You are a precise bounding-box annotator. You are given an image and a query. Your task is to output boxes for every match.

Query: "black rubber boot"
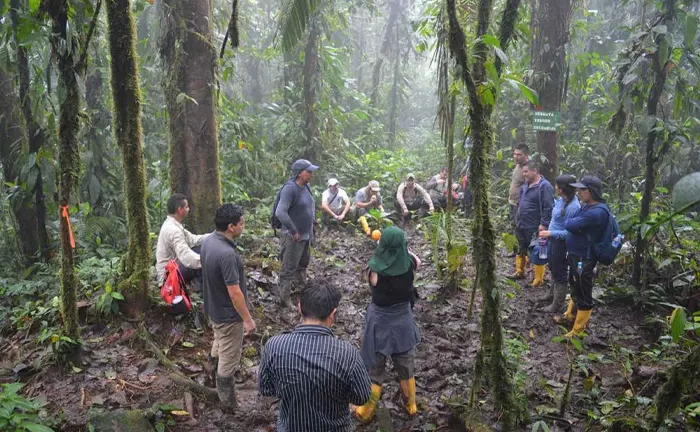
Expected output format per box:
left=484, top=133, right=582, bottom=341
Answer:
left=539, top=282, right=554, bottom=303
left=543, top=283, right=568, bottom=313
left=216, top=374, right=238, bottom=412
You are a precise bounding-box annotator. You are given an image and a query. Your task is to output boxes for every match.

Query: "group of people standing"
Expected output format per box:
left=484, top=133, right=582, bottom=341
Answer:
left=154, top=159, right=423, bottom=431
left=507, top=144, right=619, bottom=337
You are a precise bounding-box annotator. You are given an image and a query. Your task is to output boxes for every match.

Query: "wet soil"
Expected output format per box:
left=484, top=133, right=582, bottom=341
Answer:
left=0, top=222, right=670, bottom=431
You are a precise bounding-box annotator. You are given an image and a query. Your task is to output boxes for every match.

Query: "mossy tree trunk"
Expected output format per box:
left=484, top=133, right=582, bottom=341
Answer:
left=370, top=0, right=400, bottom=107
left=10, top=0, right=51, bottom=262
left=106, top=0, right=151, bottom=313
left=161, top=0, right=221, bottom=233
left=0, top=69, right=41, bottom=266
left=531, top=0, right=573, bottom=182
left=301, top=13, right=321, bottom=161
left=447, top=0, right=522, bottom=427
left=45, top=0, right=83, bottom=339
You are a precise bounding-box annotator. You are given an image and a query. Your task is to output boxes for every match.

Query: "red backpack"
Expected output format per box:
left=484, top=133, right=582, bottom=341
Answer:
left=160, top=260, right=192, bottom=314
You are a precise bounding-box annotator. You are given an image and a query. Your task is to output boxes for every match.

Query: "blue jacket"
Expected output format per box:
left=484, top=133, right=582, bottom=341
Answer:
left=564, top=203, right=610, bottom=258
left=517, top=178, right=554, bottom=230
left=548, top=196, right=581, bottom=240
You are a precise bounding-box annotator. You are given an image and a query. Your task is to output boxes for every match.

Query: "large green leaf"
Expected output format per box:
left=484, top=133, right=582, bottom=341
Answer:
left=279, top=0, right=323, bottom=52
left=684, top=15, right=698, bottom=48
left=505, top=78, right=539, bottom=106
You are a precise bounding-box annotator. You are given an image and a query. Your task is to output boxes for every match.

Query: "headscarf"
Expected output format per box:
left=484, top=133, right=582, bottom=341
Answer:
left=368, top=226, right=411, bottom=276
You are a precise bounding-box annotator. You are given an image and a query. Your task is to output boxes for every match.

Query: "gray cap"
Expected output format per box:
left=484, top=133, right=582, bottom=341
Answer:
left=571, top=175, right=604, bottom=201
left=291, top=159, right=319, bottom=175
left=368, top=180, right=380, bottom=192
left=406, top=173, right=416, bottom=180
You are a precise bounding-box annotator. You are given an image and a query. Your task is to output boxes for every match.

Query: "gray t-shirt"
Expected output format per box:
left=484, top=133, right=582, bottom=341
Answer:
left=355, top=188, right=383, bottom=208
left=275, top=180, right=315, bottom=241
left=201, top=232, right=248, bottom=324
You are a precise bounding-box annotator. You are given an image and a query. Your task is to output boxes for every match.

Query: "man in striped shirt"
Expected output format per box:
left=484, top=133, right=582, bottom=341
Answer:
left=259, top=279, right=371, bottom=431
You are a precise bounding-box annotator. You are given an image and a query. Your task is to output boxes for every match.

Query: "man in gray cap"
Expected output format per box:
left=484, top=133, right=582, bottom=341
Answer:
left=395, top=173, right=434, bottom=226
left=353, top=180, right=384, bottom=236
left=275, top=159, right=318, bottom=307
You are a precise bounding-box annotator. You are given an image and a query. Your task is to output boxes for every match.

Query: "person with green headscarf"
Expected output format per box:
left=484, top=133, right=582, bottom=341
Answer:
left=352, top=226, right=421, bottom=424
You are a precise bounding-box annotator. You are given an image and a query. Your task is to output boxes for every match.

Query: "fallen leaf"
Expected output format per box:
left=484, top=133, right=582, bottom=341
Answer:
left=105, top=369, right=117, bottom=380
left=182, top=342, right=195, bottom=348
left=72, top=366, right=83, bottom=373
left=529, top=329, right=535, bottom=339
left=90, top=394, right=106, bottom=406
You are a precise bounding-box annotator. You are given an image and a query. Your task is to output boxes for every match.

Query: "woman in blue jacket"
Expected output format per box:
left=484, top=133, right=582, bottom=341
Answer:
left=537, top=175, right=580, bottom=315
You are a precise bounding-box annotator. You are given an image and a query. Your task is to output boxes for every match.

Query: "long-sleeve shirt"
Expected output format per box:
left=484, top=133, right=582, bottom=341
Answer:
left=426, top=174, right=447, bottom=194
left=564, top=203, right=610, bottom=258
left=259, top=324, right=371, bottom=432
left=155, top=215, right=207, bottom=283
left=396, top=182, right=433, bottom=212
left=275, top=180, right=315, bottom=241
left=517, top=177, right=555, bottom=230
left=548, top=196, right=581, bottom=240
left=508, top=163, right=526, bottom=205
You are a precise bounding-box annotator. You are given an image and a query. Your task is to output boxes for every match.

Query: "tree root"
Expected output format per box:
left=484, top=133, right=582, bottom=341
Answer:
left=137, top=324, right=219, bottom=404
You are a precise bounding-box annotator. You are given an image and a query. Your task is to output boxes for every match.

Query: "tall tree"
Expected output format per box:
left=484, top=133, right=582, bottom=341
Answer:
left=161, top=0, right=222, bottom=232
left=531, top=0, right=574, bottom=181
left=0, top=69, right=40, bottom=265
left=106, top=0, right=151, bottom=313
left=370, top=0, right=400, bottom=107
left=446, top=0, right=523, bottom=427
left=302, top=13, right=321, bottom=160
left=10, top=0, right=51, bottom=261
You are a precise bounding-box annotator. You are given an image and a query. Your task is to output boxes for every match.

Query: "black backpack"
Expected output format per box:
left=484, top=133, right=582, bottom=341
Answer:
left=270, top=181, right=312, bottom=230
left=588, top=204, right=622, bottom=265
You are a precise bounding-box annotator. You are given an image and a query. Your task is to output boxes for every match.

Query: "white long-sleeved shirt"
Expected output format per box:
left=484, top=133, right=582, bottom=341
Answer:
left=155, top=215, right=208, bottom=283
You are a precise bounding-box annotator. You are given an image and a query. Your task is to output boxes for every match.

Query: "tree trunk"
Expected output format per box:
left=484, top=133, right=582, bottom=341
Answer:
left=161, top=0, right=221, bottom=233
left=10, top=0, right=51, bottom=262
left=370, top=0, right=400, bottom=107
left=302, top=14, right=321, bottom=161
left=47, top=0, right=81, bottom=339
left=531, top=0, right=573, bottom=182
left=387, top=31, right=400, bottom=147
left=632, top=0, right=675, bottom=288
left=0, top=69, right=41, bottom=265
left=106, top=0, right=151, bottom=313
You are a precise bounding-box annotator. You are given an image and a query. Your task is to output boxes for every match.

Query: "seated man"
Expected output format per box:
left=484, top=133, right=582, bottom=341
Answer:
left=395, top=173, right=434, bottom=226
left=353, top=180, right=384, bottom=235
left=321, top=178, right=350, bottom=224
left=426, top=167, right=449, bottom=209
left=155, top=193, right=208, bottom=287
left=258, top=278, right=371, bottom=432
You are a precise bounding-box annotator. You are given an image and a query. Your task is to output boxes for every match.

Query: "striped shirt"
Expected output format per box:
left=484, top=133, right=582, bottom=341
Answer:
left=259, top=324, right=372, bottom=432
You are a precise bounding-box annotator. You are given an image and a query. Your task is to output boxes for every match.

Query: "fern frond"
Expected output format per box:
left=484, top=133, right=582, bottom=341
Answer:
left=278, top=0, right=323, bottom=52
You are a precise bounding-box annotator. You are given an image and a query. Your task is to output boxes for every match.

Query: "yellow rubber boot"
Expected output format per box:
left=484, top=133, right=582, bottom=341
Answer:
left=359, top=216, right=371, bottom=236
left=508, top=255, right=525, bottom=279
left=531, top=264, right=546, bottom=287
left=553, top=299, right=575, bottom=325
left=353, top=383, right=381, bottom=423
left=565, top=309, right=592, bottom=338
left=399, top=378, right=417, bottom=416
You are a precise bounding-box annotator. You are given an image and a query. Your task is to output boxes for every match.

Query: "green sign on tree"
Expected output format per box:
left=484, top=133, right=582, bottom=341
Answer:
left=532, top=111, right=561, bottom=131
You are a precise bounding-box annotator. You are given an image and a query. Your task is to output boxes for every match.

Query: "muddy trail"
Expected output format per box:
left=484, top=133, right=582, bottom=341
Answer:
left=1, top=223, right=664, bottom=431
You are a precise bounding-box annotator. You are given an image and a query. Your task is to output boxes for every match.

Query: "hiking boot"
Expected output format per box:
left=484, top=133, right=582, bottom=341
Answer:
left=216, top=374, right=237, bottom=412
left=565, top=309, right=592, bottom=338
left=539, top=282, right=554, bottom=303
left=553, top=299, right=576, bottom=326
left=278, top=281, right=293, bottom=307
left=543, top=283, right=568, bottom=313
left=208, top=355, right=218, bottom=384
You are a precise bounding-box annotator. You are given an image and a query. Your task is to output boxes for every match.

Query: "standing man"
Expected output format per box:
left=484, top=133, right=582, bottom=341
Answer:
left=354, top=180, right=384, bottom=236
left=395, top=173, right=434, bottom=226
left=320, top=178, right=350, bottom=224
left=426, top=167, right=449, bottom=209
left=155, top=193, right=208, bottom=286
left=509, top=161, right=554, bottom=286
left=508, top=144, right=530, bottom=255
left=201, top=204, right=255, bottom=411
left=560, top=176, right=610, bottom=337
left=275, top=159, right=318, bottom=307
left=259, top=279, right=371, bottom=432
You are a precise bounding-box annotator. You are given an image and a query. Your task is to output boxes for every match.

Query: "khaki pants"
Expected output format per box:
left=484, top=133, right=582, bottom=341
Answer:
left=210, top=321, right=244, bottom=377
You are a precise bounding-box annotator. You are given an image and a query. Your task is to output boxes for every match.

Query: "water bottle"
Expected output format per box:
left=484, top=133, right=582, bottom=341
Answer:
left=538, top=238, right=548, bottom=260
left=612, top=234, right=624, bottom=249
left=577, top=261, right=583, bottom=275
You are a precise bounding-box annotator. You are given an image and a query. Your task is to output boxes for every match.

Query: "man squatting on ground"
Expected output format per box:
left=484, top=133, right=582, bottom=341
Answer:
left=395, top=173, right=434, bottom=227
left=259, top=279, right=372, bottom=432
left=354, top=180, right=384, bottom=236
left=200, top=204, right=256, bottom=411
left=155, top=193, right=208, bottom=287
left=275, top=159, right=318, bottom=307
left=321, top=177, right=351, bottom=224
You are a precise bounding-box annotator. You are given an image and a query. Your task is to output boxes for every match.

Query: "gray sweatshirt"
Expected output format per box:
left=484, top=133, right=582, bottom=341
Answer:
left=275, top=180, right=315, bottom=241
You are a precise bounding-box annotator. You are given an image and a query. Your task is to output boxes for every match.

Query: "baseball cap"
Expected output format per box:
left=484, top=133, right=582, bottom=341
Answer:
left=368, top=180, right=381, bottom=192
left=327, top=178, right=339, bottom=187
left=291, top=159, right=319, bottom=172
left=571, top=175, right=604, bottom=200
left=406, top=173, right=416, bottom=180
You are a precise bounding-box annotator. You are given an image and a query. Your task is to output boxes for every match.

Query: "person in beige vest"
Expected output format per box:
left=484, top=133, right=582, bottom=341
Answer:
left=395, top=173, right=434, bottom=226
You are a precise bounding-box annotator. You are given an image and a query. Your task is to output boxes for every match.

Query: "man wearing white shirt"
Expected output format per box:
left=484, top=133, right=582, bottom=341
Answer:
left=320, top=178, right=350, bottom=224
left=155, top=193, right=209, bottom=286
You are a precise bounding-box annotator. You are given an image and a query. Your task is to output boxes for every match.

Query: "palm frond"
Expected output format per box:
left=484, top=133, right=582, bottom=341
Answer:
left=278, top=0, right=323, bottom=53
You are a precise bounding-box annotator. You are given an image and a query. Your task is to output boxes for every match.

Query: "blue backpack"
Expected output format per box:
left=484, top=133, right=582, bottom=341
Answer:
left=589, top=204, right=622, bottom=265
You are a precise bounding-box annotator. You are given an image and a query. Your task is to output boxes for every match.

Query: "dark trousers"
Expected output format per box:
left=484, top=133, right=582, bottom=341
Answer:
left=178, top=246, right=202, bottom=286
left=369, top=349, right=415, bottom=384
left=567, top=254, right=596, bottom=310
left=515, top=227, right=537, bottom=256
left=395, top=200, right=430, bottom=224
left=508, top=204, right=518, bottom=253
left=549, top=239, right=568, bottom=284
left=280, top=233, right=311, bottom=289
left=461, top=187, right=473, bottom=217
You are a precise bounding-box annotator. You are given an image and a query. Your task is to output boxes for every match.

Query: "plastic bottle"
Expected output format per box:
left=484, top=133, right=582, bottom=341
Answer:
left=538, top=238, right=548, bottom=260
left=577, top=261, right=583, bottom=275
left=612, top=234, right=624, bottom=249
